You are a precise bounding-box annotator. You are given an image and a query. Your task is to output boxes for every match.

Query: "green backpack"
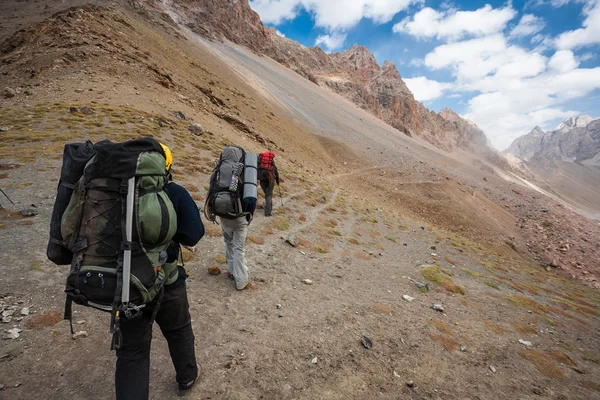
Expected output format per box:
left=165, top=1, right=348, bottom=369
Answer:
left=60, top=138, right=177, bottom=349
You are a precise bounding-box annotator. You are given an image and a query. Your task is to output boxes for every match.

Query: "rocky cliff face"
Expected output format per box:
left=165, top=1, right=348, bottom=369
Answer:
left=506, top=116, right=600, bottom=166
left=156, top=0, right=492, bottom=153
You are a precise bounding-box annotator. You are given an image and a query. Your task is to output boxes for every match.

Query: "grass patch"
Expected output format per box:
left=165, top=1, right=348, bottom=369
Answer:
left=583, top=355, right=600, bottom=365
left=205, top=225, right=222, bottom=237
left=181, top=247, right=195, bottom=262
left=546, top=350, right=576, bottom=366
left=247, top=236, right=265, bottom=245
left=430, top=333, right=459, bottom=351
left=444, top=257, right=458, bottom=266
left=30, top=259, right=43, bottom=271
left=0, top=173, right=8, bottom=179
left=274, top=217, right=290, bottom=231
left=582, top=381, right=600, bottom=392
left=385, top=236, right=397, bottom=243
left=372, top=303, right=392, bottom=314
left=314, top=244, right=329, bottom=254
left=355, top=251, right=371, bottom=260
left=512, top=322, right=537, bottom=335
left=214, top=254, right=226, bottom=264
left=347, top=237, right=360, bottom=245
left=460, top=267, right=487, bottom=278
left=432, top=320, right=453, bottom=335
left=485, top=281, right=500, bottom=290
left=421, top=265, right=465, bottom=295
left=482, top=319, right=505, bottom=335
left=15, top=182, right=33, bottom=189
left=520, top=349, right=564, bottom=379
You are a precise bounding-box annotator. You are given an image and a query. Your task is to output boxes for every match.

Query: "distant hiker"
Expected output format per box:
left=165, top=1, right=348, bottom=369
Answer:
left=257, top=151, right=280, bottom=217
left=47, top=138, right=204, bottom=399
left=204, top=146, right=257, bottom=290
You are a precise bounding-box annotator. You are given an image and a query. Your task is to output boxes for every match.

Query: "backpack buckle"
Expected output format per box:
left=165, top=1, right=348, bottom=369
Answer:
left=121, top=241, right=132, bottom=251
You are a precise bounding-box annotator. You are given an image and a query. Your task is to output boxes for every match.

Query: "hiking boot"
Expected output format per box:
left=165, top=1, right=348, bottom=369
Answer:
left=227, top=272, right=235, bottom=281
left=237, top=281, right=254, bottom=291
left=178, top=367, right=200, bottom=396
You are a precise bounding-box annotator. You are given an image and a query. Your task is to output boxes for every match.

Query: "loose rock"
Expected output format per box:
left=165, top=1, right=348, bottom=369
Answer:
left=20, top=307, right=29, bottom=316
left=489, top=365, right=497, bottom=373
left=0, top=127, right=9, bottom=132
left=3, top=328, right=22, bottom=339
left=174, top=111, right=188, bottom=121
left=302, top=279, right=313, bottom=285
left=460, top=345, right=467, bottom=352
left=72, top=331, right=89, bottom=340
left=406, top=380, right=415, bottom=388
left=402, top=295, right=414, bottom=303
left=519, top=339, right=533, bottom=347
left=285, top=235, right=299, bottom=247
left=432, top=304, right=444, bottom=312
left=311, top=357, right=318, bottom=364
left=361, top=335, right=373, bottom=349
left=393, top=371, right=400, bottom=378
left=3, top=87, right=16, bottom=98
left=414, top=281, right=429, bottom=293
left=19, top=209, right=38, bottom=217
left=188, top=123, right=203, bottom=135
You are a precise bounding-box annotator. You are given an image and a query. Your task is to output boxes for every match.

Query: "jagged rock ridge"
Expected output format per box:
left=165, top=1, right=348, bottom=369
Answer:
left=156, top=0, right=491, bottom=153
left=506, top=116, right=600, bottom=166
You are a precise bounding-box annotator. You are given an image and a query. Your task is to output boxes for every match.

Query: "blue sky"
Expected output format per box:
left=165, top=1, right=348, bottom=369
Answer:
left=249, top=0, right=600, bottom=150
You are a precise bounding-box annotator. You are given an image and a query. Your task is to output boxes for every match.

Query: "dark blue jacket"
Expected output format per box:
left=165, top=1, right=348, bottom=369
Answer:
left=166, top=182, right=204, bottom=263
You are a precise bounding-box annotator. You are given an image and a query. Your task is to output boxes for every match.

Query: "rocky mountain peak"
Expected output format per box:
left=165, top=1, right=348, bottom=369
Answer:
left=506, top=115, right=600, bottom=165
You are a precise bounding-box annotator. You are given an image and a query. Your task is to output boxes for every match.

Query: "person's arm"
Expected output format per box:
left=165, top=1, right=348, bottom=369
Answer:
left=168, top=183, right=204, bottom=246
left=274, top=164, right=280, bottom=185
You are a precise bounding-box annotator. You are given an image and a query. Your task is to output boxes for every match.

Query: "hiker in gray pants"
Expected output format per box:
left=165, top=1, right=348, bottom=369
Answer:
left=220, top=207, right=255, bottom=290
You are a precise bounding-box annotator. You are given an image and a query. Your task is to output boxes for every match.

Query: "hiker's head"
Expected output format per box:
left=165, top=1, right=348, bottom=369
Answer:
left=159, top=142, right=173, bottom=172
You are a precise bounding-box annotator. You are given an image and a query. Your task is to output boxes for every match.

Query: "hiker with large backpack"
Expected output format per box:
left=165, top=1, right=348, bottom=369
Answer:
left=257, top=151, right=280, bottom=217
left=204, top=146, right=257, bottom=290
left=47, top=138, right=204, bottom=399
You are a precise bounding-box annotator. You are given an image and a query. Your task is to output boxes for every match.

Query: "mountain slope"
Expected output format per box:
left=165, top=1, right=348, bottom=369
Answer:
left=155, top=0, right=491, bottom=153
left=506, top=116, right=600, bottom=165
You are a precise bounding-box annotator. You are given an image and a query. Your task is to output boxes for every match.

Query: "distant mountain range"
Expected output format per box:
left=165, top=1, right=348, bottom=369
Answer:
left=505, top=116, right=600, bottom=166
left=153, top=0, right=492, bottom=154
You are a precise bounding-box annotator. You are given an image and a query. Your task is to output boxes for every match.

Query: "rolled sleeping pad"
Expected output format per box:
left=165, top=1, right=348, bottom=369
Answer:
left=46, top=141, right=96, bottom=265
left=243, top=153, right=258, bottom=204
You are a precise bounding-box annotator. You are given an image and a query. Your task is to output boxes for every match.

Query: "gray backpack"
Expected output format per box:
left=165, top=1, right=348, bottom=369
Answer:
left=204, top=146, right=246, bottom=221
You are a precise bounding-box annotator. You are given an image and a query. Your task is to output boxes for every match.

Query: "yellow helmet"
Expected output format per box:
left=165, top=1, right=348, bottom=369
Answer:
left=159, top=142, right=173, bottom=171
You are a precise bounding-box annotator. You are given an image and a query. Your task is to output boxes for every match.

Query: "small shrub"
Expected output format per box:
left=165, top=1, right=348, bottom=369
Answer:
left=385, top=236, right=397, bottom=243
left=485, top=281, right=500, bottom=290
left=214, top=254, right=226, bottom=264
left=421, top=265, right=465, bottom=295
left=247, top=236, right=264, bottom=245
left=372, top=303, right=392, bottom=314
left=430, top=333, right=459, bottom=351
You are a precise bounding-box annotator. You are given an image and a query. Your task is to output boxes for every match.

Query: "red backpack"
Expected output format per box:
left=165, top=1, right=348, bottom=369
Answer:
left=258, top=152, right=275, bottom=171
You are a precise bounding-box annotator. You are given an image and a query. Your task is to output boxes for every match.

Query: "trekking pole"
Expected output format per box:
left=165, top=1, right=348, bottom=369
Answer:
left=0, top=186, right=15, bottom=207
left=277, top=184, right=286, bottom=216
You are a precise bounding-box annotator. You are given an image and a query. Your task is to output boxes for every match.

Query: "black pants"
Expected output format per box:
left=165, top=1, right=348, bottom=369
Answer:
left=115, top=282, right=197, bottom=400
left=260, top=179, right=274, bottom=216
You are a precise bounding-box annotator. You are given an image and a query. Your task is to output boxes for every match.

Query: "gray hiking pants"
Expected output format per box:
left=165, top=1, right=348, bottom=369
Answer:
left=220, top=216, right=249, bottom=290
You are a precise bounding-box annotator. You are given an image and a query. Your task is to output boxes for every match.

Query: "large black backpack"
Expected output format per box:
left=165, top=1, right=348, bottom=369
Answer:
left=48, top=138, right=177, bottom=349
left=204, top=146, right=247, bottom=222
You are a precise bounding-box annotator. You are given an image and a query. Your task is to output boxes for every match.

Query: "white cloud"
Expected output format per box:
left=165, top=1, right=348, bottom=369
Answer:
left=392, top=5, right=516, bottom=41
left=249, top=0, right=419, bottom=30
left=548, top=50, right=579, bottom=72
left=404, top=76, right=453, bottom=101
left=555, top=0, right=600, bottom=49
left=276, top=29, right=286, bottom=37
left=510, top=14, right=546, bottom=37
left=314, top=32, right=347, bottom=51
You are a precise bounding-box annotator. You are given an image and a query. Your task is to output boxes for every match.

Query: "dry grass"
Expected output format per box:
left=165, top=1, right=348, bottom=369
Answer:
left=355, top=251, right=371, bottom=260
left=347, top=237, right=360, bottom=245
left=481, top=319, right=505, bottom=335
left=520, top=349, right=564, bottom=379
left=372, top=303, right=392, bottom=314
left=314, top=244, right=329, bottom=254
left=205, top=225, right=222, bottom=237
left=546, top=350, right=576, bottom=366
left=30, top=259, right=44, bottom=271
left=247, top=236, right=265, bottom=245
left=214, top=254, right=226, bottom=264
left=432, top=320, right=453, bottom=335
left=421, top=265, right=465, bottom=295
left=512, top=322, right=537, bottom=335
left=430, top=333, right=459, bottom=351
left=274, top=217, right=290, bottom=231
left=582, top=381, right=600, bottom=392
